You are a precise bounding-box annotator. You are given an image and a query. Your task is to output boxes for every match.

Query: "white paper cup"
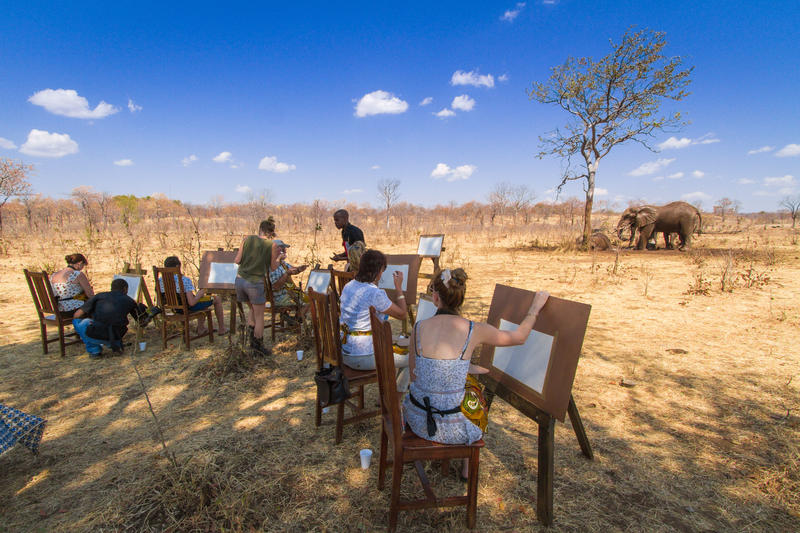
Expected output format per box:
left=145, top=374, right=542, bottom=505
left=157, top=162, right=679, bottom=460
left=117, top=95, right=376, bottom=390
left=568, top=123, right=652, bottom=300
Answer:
left=323, top=407, right=330, bottom=414
left=359, top=448, right=373, bottom=469
left=139, top=341, right=146, bottom=352
left=296, top=350, right=304, bottom=361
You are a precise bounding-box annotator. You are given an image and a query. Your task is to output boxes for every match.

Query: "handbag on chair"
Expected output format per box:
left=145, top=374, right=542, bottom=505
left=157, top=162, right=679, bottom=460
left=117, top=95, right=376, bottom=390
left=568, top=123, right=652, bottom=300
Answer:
left=314, top=366, right=351, bottom=407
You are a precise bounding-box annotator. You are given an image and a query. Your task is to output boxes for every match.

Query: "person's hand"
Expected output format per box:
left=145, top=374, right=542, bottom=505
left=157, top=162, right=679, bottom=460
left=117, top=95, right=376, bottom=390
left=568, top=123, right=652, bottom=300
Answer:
left=529, top=290, right=549, bottom=316
left=297, top=265, right=308, bottom=273
left=393, top=270, right=404, bottom=291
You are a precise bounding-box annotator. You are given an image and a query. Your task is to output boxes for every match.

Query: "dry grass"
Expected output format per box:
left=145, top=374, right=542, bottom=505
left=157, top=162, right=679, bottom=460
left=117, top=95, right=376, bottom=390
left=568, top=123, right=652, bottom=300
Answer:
left=1, top=221, right=800, bottom=532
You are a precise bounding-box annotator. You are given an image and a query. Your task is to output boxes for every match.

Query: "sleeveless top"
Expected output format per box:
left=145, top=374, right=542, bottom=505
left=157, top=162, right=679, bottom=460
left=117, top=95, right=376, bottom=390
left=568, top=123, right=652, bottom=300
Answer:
left=402, top=319, right=483, bottom=445
left=50, top=269, right=84, bottom=312
left=237, top=236, right=272, bottom=284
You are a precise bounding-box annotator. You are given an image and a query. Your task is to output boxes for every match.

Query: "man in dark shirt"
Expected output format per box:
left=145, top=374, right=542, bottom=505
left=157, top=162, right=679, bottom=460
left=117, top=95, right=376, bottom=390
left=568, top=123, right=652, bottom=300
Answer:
left=332, top=209, right=365, bottom=262
left=72, top=278, right=149, bottom=357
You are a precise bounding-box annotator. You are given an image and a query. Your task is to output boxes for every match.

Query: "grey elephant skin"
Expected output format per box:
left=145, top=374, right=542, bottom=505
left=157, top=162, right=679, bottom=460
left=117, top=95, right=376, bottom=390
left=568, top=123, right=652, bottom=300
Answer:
left=616, top=201, right=702, bottom=250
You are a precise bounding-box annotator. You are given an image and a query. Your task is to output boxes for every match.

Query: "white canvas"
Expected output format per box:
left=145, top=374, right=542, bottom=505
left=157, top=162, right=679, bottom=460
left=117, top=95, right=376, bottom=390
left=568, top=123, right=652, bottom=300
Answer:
left=417, top=235, right=444, bottom=256
left=378, top=264, right=409, bottom=291
left=415, top=297, right=437, bottom=323
left=208, top=262, right=238, bottom=284
left=306, top=270, right=331, bottom=293
left=492, top=318, right=555, bottom=394
left=113, top=275, right=141, bottom=301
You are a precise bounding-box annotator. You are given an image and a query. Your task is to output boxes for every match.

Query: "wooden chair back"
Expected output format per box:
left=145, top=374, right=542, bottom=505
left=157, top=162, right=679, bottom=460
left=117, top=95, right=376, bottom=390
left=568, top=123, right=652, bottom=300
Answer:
left=25, top=269, right=60, bottom=317
left=330, top=268, right=355, bottom=300
left=308, top=287, right=342, bottom=369
left=152, top=266, right=189, bottom=313
left=370, top=306, right=403, bottom=447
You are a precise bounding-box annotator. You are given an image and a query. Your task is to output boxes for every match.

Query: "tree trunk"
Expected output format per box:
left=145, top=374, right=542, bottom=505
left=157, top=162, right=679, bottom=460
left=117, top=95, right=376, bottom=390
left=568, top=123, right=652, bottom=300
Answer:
left=582, top=170, right=596, bottom=246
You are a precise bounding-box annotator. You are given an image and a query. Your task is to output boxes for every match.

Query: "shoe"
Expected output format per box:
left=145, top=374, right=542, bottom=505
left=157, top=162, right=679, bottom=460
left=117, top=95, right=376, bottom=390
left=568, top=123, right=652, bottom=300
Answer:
left=89, top=350, right=103, bottom=359
left=138, top=306, right=162, bottom=328
left=250, top=336, right=271, bottom=356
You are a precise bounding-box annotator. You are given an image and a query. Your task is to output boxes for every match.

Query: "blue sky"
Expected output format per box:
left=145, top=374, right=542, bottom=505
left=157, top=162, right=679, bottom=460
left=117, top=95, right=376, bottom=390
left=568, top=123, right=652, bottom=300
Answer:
left=1, top=1, right=798, bottom=212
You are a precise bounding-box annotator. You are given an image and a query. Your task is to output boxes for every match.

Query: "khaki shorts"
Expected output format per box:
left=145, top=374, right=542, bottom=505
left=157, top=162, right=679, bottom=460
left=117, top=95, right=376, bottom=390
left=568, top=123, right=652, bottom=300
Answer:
left=235, top=276, right=266, bottom=305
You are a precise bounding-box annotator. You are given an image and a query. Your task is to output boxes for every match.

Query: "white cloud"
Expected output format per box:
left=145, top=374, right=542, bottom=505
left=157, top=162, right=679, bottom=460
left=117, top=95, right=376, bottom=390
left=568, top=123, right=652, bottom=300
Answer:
left=114, top=159, right=133, bottom=166
left=543, top=0, right=558, bottom=4
left=775, top=144, right=800, bottom=157
left=667, top=172, right=684, bottom=179
left=628, top=158, right=675, bottom=176
left=696, top=133, right=720, bottom=145
left=737, top=178, right=755, bottom=184
left=652, top=176, right=664, bottom=182
left=435, top=108, right=456, bottom=118
left=747, top=146, right=774, bottom=155
left=19, top=129, right=78, bottom=158
left=370, top=165, right=380, bottom=170
left=419, top=97, right=433, bottom=106
left=28, top=89, right=118, bottom=119
left=354, top=90, right=408, bottom=117
left=258, top=155, right=296, bottom=173
left=430, top=163, right=476, bottom=182
left=213, top=151, right=232, bottom=163
left=500, top=2, right=526, bottom=21
left=498, top=74, right=509, bottom=82
left=451, top=94, right=476, bottom=112
left=182, top=154, right=198, bottom=167
left=764, top=174, right=794, bottom=186
left=778, top=187, right=797, bottom=195
left=692, top=170, right=705, bottom=178
left=450, top=70, right=495, bottom=88
left=681, top=191, right=710, bottom=201
left=127, top=98, right=142, bottom=113
left=343, top=188, right=363, bottom=194
left=594, top=188, right=608, bottom=197
left=658, top=137, right=692, bottom=150
left=753, top=190, right=772, bottom=197
left=0, top=137, right=17, bottom=149
left=235, top=184, right=251, bottom=194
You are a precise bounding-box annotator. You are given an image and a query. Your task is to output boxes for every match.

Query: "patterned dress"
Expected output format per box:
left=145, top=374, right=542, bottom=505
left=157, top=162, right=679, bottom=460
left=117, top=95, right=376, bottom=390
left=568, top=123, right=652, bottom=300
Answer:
left=50, top=269, right=85, bottom=312
left=403, top=320, right=483, bottom=445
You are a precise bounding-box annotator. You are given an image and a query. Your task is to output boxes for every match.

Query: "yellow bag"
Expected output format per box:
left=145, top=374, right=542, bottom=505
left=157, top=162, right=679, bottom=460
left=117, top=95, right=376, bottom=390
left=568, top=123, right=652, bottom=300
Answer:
left=461, top=374, right=489, bottom=432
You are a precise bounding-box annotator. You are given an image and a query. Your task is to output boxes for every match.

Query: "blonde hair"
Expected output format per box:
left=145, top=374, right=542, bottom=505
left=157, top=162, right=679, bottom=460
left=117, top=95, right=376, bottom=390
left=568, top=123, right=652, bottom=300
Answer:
left=431, top=268, right=468, bottom=312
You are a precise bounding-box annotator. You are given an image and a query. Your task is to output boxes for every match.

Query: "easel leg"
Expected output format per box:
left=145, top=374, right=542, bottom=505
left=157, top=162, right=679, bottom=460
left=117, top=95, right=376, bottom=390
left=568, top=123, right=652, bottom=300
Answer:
left=537, top=416, right=555, bottom=526
left=567, top=394, right=594, bottom=459
left=228, top=294, right=237, bottom=337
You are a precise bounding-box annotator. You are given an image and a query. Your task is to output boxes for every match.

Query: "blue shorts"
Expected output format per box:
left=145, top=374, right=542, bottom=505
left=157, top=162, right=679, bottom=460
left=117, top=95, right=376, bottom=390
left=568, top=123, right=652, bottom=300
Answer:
left=188, top=299, right=213, bottom=312
left=235, top=276, right=266, bottom=305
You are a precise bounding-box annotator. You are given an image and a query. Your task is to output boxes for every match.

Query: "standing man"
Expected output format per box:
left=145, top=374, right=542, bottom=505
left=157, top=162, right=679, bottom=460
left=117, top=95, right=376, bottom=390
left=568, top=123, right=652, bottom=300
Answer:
left=331, top=209, right=365, bottom=263
left=234, top=219, right=277, bottom=356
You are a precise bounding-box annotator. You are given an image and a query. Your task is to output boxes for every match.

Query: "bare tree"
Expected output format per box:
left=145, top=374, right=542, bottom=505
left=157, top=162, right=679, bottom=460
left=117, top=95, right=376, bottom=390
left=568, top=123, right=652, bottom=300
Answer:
left=713, top=197, right=740, bottom=222
left=377, top=179, right=401, bottom=230
left=488, top=182, right=512, bottom=224
left=529, top=28, right=692, bottom=246
left=780, top=195, right=800, bottom=228
left=0, top=158, right=33, bottom=234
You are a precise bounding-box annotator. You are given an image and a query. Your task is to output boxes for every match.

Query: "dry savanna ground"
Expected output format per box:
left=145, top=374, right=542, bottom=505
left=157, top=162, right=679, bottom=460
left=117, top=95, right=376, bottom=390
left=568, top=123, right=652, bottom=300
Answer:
left=1, top=218, right=799, bottom=532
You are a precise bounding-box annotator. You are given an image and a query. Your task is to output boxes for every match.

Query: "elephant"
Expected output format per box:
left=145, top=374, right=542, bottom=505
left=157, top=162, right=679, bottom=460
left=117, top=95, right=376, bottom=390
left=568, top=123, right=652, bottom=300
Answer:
left=616, top=201, right=702, bottom=250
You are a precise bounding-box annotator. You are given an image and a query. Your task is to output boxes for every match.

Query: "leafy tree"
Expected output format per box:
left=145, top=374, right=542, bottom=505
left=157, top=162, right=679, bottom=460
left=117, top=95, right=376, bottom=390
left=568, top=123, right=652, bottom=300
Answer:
left=529, top=28, right=693, bottom=245
left=0, top=158, right=33, bottom=234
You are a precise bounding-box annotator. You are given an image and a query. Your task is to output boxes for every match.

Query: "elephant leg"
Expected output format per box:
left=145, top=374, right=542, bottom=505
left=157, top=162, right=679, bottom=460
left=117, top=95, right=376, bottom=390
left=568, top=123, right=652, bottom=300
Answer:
left=665, top=233, right=674, bottom=249
left=636, top=225, right=653, bottom=250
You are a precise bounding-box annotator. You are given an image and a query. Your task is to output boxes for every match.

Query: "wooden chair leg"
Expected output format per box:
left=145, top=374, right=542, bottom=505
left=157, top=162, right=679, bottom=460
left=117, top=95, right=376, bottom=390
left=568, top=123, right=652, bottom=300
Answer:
left=271, top=311, right=277, bottom=342
left=315, top=397, right=322, bottom=427
left=207, top=312, right=214, bottom=343
left=40, top=320, right=48, bottom=354
left=466, top=448, right=480, bottom=529
left=184, top=318, right=191, bottom=349
left=357, top=385, right=365, bottom=410
left=378, top=426, right=388, bottom=490
left=161, top=319, right=167, bottom=349
left=389, top=458, right=403, bottom=532
left=441, top=459, right=450, bottom=477
left=58, top=322, right=66, bottom=357
left=335, top=400, right=345, bottom=444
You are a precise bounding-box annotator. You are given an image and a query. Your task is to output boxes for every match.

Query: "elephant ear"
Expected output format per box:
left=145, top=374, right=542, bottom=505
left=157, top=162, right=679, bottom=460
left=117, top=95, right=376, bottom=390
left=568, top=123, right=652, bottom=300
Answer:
left=635, top=206, right=657, bottom=226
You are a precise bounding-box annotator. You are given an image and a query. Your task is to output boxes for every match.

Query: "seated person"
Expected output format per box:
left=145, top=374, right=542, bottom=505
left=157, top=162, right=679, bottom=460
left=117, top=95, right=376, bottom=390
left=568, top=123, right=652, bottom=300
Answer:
left=403, top=268, right=549, bottom=479
left=72, top=278, right=153, bottom=358
left=160, top=256, right=228, bottom=334
left=268, top=240, right=308, bottom=315
left=339, top=249, right=409, bottom=389
left=50, top=253, right=95, bottom=315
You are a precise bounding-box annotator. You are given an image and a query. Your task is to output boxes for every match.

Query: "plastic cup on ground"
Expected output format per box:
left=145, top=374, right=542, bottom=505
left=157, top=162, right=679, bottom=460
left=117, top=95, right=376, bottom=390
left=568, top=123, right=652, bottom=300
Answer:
left=360, top=448, right=373, bottom=469
left=297, top=350, right=304, bottom=361
left=139, top=341, right=146, bottom=352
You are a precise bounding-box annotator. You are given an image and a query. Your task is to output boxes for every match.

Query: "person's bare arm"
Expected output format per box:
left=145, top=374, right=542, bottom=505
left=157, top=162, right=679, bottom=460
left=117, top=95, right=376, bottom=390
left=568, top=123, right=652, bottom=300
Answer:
left=234, top=238, right=246, bottom=264
left=185, top=286, right=205, bottom=307
left=407, top=324, right=417, bottom=383
left=77, top=272, right=94, bottom=298
left=73, top=308, right=85, bottom=319
left=473, top=291, right=550, bottom=347
left=382, top=271, right=407, bottom=320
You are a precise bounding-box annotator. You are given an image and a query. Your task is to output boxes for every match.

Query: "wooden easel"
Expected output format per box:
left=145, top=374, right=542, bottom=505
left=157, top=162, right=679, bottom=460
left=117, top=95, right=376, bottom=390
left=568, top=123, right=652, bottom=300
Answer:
left=120, top=262, right=155, bottom=308
left=417, top=234, right=445, bottom=279
left=480, top=378, right=593, bottom=526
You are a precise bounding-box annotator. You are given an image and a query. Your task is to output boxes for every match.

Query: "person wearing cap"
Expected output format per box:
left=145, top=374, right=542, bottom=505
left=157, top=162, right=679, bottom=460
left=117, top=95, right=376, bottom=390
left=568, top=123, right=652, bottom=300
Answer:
left=269, top=239, right=308, bottom=310
left=331, top=209, right=365, bottom=263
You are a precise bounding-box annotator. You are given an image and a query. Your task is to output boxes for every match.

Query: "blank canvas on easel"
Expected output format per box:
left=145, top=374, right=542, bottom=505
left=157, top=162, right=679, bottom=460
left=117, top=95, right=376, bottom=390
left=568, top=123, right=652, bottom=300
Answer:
left=378, top=265, right=409, bottom=291
left=208, top=262, right=238, bottom=284
left=305, top=269, right=331, bottom=293
left=493, top=319, right=556, bottom=394
left=113, top=274, right=141, bottom=301
left=417, top=234, right=444, bottom=257
left=198, top=250, right=238, bottom=290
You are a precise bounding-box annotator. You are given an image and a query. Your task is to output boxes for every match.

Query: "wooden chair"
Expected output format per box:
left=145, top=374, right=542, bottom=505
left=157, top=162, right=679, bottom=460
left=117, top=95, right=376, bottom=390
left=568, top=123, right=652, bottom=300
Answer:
left=152, top=266, right=213, bottom=349
left=329, top=268, right=355, bottom=302
left=24, top=269, right=82, bottom=357
left=369, top=306, right=484, bottom=531
left=308, top=287, right=379, bottom=444
left=265, top=272, right=304, bottom=342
